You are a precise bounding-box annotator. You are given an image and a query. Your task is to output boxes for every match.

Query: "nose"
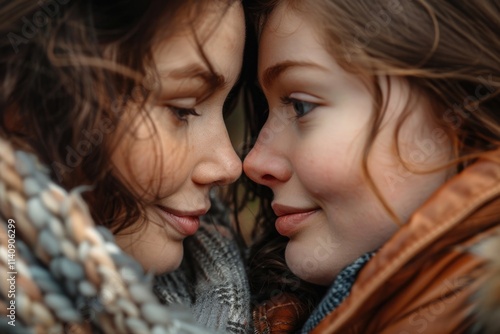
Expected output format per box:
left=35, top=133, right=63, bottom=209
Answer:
left=243, top=127, right=292, bottom=188
left=192, top=123, right=242, bottom=186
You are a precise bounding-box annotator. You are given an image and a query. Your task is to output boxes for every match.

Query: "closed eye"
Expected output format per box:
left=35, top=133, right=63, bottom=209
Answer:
left=161, top=97, right=200, bottom=122
left=165, top=106, right=200, bottom=122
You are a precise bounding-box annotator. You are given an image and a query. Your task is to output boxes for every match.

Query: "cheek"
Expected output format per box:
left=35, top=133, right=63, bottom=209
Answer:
left=112, top=116, right=191, bottom=199
left=293, top=132, right=365, bottom=198
left=371, top=104, right=453, bottom=214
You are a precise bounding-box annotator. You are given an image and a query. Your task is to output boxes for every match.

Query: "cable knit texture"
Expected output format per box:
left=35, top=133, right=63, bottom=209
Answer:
left=154, top=215, right=251, bottom=334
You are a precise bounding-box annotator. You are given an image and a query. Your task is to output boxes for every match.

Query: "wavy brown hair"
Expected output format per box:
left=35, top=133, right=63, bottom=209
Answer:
left=0, top=0, right=241, bottom=234
left=239, top=0, right=500, bottom=321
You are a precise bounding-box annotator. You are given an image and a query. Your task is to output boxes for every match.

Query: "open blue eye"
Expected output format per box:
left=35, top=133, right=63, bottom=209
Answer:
left=292, top=100, right=316, bottom=117
left=281, top=96, right=318, bottom=118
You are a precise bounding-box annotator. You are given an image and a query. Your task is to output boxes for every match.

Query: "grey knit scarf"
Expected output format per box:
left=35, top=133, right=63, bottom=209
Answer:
left=154, top=198, right=251, bottom=334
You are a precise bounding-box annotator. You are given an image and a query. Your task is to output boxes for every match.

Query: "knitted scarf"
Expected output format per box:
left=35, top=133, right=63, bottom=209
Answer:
left=0, top=138, right=251, bottom=333
left=154, top=197, right=251, bottom=334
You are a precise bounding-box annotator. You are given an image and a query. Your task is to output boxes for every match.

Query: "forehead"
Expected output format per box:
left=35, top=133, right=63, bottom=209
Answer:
left=154, top=2, right=245, bottom=80
left=258, top=4, right=331, bottom=74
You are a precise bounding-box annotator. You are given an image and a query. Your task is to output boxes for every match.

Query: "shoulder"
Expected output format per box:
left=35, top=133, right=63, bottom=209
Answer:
left=312, top=155, right=500, bottom=333
left=313, top=226, right=496, bottom=333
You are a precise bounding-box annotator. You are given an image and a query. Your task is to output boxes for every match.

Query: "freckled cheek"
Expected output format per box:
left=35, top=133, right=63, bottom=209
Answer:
left=293, top=140, right=365, bottom=198
left=114, top=133, right=191, bottom=197
left=292, top=145, right=335, bottom=198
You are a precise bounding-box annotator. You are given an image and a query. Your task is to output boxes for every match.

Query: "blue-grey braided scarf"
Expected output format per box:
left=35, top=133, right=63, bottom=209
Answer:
left=300, top=252, right=375, bottom=333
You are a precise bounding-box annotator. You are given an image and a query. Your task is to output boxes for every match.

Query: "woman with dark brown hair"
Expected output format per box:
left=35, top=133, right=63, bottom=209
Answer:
left=0, top=0, right=251, bottom=332
left=241, top=0, right=500, bottom=332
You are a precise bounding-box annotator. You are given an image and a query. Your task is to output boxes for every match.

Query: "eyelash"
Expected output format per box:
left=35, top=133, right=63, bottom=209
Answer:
left=280, top=96, right=318, bottom=119
left=165, top=106, right=200, bottom=122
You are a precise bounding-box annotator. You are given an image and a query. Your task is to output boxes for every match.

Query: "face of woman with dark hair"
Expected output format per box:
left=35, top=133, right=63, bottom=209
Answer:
left=112, top=2, right=244, bottom=274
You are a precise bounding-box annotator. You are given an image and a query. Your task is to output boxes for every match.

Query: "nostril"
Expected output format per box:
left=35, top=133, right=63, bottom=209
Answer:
left=262, top=174, right=275, bottom=181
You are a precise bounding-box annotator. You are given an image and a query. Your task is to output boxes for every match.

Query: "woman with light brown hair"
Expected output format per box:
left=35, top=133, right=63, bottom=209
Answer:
left=240, top=0, right=500, bottom=332
left=0, top=0, right=252, bottom=332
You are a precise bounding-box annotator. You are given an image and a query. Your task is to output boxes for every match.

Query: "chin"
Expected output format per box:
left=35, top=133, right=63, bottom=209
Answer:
left=285, top=242, right=335, bottom=286
left=122, top=240, right=185, bottom=275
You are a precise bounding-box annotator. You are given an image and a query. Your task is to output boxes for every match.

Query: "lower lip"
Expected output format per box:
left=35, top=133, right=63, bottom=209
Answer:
left=156, top=207, right=200, bottom=236
left=275, top=210, right=319, bottom=236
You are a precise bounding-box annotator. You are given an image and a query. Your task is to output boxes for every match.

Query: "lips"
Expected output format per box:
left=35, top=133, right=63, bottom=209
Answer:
left=156, top=205, right=208, bottom=236
left=272, top=203, right=319, bottom=236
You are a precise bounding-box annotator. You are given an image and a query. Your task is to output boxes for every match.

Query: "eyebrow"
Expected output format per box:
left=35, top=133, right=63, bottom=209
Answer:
left=261, top=60, right=327, bottom=90
left=167, top=64, right=227, bottom=91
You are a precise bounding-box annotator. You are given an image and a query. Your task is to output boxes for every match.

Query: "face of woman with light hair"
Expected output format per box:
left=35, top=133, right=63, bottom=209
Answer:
left=244, top=3, right=453, bottom=285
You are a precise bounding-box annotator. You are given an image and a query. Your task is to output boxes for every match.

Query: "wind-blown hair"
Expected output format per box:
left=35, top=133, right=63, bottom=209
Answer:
left=0, top=0, right=240, bottom=234
left=240, top=0, right=500, bottom=318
